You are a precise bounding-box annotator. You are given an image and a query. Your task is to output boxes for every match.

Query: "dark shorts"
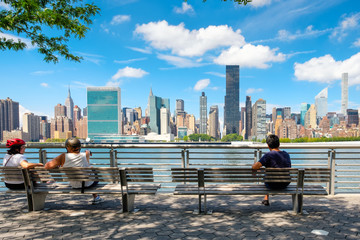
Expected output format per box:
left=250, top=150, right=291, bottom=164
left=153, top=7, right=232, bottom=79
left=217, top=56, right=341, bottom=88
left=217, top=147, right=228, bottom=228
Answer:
left=265, top=182, right=290, bottom=190
left=5, top=182, right=25, bottom=190
left=86, top=181, right=99, bottom=188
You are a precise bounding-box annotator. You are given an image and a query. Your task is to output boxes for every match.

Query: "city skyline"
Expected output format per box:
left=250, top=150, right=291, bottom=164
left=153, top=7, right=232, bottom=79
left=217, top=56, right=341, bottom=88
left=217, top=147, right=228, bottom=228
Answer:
left=2, top=0, right=360, bottom=126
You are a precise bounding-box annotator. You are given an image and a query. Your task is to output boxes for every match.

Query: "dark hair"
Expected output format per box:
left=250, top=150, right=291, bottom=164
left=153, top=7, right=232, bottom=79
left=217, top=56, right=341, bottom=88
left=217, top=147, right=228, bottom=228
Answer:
left=65, top=137, right=81, bottom=152
left=7, top=145, right=22, bottom=155
left=266, top=134, right=280, bottom=149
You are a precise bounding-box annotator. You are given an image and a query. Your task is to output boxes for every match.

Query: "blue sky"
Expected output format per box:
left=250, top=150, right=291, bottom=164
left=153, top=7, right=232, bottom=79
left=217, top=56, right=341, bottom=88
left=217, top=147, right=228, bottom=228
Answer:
left=1, top=0, right=360, bottom=127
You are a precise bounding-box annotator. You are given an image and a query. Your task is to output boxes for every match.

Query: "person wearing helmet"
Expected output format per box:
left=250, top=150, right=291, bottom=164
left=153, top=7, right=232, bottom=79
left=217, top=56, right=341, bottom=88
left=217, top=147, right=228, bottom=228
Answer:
left=3, top=138, right=43, bottom=189
left=45, top=137, right=104, bottom=205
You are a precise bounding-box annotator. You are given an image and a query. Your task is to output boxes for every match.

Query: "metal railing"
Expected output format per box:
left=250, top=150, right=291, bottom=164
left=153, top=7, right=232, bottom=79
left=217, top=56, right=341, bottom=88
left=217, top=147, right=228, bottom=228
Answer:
left=1, top=142, right=359, bottom=194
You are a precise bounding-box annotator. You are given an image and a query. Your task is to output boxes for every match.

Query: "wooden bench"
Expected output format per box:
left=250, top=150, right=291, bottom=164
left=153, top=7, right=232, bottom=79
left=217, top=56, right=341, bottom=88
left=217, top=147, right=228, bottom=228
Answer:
left=24, top=167, right=160, bottom=212
left=172, top=168, right=330, bottom=214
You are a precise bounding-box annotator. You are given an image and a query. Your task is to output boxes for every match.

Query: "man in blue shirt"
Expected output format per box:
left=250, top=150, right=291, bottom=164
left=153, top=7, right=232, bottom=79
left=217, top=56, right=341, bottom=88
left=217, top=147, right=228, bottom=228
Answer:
left=252, top=134, right=291, bottom=206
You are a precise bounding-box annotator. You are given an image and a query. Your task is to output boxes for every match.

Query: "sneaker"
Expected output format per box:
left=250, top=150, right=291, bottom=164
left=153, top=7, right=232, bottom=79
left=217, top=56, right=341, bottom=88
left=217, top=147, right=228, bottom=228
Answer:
left=261, top=200, right=270, bottom=206
left=92, top=196, right=104, bottom=205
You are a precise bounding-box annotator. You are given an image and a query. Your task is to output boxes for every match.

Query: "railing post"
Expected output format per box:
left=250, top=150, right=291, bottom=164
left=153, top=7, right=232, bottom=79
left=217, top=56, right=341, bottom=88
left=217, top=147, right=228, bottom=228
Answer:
left=329, top=149, right=336, bottom=195
left=254, top=149, right=260, bottom=164
left=39, top=149, right=47, bottom=165
left=181, top=149, right=186, bottom=168
left=186, top=150, right=190, bottom=168
left=110, top=149, right=116, bottom=167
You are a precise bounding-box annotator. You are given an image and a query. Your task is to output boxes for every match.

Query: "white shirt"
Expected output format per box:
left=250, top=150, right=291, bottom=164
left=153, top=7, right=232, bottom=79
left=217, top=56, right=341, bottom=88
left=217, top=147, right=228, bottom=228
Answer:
left=63, top=152, right=94, bottom=188
left=3, top=154, right=26, bottom=184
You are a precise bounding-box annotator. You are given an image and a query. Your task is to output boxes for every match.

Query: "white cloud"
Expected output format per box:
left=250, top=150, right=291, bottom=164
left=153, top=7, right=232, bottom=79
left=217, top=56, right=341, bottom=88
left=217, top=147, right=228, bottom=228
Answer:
left=0, top=33, right=35, bottom=49
left=114, top=57, right=147, bottom=64
left=157, top=54, right=203, bottom=68
left=31, top=71, right=54, bottom=76
left=250, top=0, right=272, bottom=8
left=19, top=105, right=48, bottom=127
left=127, top=46, right=152, bottom=54
left=75, top=51, right=105, bottom=65
left=111, top=66, right=148, bottom=81
left=246, top=88, right=264, bottom=94
left=294, top=52, right=360, bottom=85
left=134, top=20, right=245, bottom=57
left=110, top=15, right=131, bottom=25
left=174, top=2, right=194, bottom=14
left=0, top=2, right=11, bottom=10
left=353, top=38, right=360, bottom=47
left=40, top=83, right=49, bottom=88
left=214, top=44, right=285, bottom=68
left=194, top=79, right=210, bottom=91
left=205, top=72, right=226, bottom=78
left=331, top=13, right=360, bottom=41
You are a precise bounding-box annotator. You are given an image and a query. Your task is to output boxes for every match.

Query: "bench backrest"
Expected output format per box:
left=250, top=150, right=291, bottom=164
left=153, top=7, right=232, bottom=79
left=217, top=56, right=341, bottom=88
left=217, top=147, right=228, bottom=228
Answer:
left=172, top=168, right=299, bottom=185
left=304, top=168, right=331, bottom=183
left=0, top=166, right=25, bottom=187
left=120, top=168, right=154, bottom=186
left=27, top=167, right=120, bottom=185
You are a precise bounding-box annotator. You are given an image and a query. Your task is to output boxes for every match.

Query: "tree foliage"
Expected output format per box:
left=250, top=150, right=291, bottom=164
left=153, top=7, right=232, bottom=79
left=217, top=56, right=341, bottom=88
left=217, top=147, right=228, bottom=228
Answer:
left=188, top=133, right=213, bottom=142
left=0, top=0, right=100, bottom=63
left=221, top=133, right=243, bottom=142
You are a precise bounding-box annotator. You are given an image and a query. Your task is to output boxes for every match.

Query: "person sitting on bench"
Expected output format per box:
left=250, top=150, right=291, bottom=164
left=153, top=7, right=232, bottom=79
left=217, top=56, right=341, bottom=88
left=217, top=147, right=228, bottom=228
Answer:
left=45, top=137, right=104, bottom=205
left=252, top=134, right=291, bottom=206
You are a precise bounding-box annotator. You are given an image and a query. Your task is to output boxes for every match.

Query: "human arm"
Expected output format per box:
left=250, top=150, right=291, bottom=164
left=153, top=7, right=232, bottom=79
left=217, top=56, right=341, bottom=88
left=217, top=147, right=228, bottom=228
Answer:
left=20, top=161, right=43, bottom=169
left=252, top=161, right=263, bottom=170
left=85, top=150, right=91, bottom=163
left=44, top=153, right=65, bottom=169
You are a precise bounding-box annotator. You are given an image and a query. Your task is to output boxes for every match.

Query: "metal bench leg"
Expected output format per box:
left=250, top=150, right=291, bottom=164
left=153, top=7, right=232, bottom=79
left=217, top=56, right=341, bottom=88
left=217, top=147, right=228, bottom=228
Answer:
left=31, top=193, right=47, bottom=211
left=122, top=193, right=135, bottom=213
left=292, top=194, right=303, bottom=214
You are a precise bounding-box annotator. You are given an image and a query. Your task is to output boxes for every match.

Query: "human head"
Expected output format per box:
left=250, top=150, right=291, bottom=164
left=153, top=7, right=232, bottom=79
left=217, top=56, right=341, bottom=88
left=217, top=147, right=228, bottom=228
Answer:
left=6, top=138, right=26, bottom=155
left=65, top=137, right=81, bottom=153
left=266, top=134, right=280, bottom=149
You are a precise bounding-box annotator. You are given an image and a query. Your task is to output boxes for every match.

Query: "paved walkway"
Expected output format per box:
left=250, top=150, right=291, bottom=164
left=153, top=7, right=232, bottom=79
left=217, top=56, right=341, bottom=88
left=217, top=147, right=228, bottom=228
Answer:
left=0, top=193, right=359, bottom=239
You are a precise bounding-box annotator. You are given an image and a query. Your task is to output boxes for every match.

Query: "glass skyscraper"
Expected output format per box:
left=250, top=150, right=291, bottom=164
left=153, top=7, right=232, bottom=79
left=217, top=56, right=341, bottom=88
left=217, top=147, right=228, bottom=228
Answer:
left=200, top=92, right=207, bottom=134
left=245, top=96, right=252, bottom=140
left=341, top=73, right=348, bottom=115
left=149, top=95, right=170, bottom=134
left=224, top=65, right=240, bottom=135
left=315, top=87, right=328, bottom=118
left=300, top=103, right=311, bottom=126
left=87, top=87, right=122, bottom=141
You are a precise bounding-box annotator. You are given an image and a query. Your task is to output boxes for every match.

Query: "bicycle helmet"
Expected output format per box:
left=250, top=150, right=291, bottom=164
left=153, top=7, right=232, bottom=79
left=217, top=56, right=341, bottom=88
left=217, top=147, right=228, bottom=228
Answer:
left=6, top=138, right=26, bottom=148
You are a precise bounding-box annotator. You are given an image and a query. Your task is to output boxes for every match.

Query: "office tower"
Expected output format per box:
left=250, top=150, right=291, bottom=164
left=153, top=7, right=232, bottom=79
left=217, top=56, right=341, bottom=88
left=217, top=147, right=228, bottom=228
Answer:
left=341, top=73, right=348, bottom=115
left=73, top=105, right=82, bottom=137
left=73, top=105, right=82, bottom=121
left=276, top=108, right=284, bottom=120
left=347, top=109, right=359, bottom=126
left=319, top=117, right=330, bottom=133
left=177, top=126, right=188, bottom=139
left=123, top=107, right=135, bottom=125
left=0, top=97, right=19, bottom=141
left=315, top=87, right=328, bottom=118
left=87, top=87, right=122, bottom=141
left=176, top=113, right=185, bottom=128
left=304, top=104, right=317, bottom=128
left=300, top=103, right=311, bottom=126
left=240, top=107, right=246, bottom=132
left=134, top=107, right=142, bottom=120
left=54, top=103, right=67, bottom=118
left=200, top=92, right=207, bottom=134
left=77, top=116, right=88, bottom=139
left=245, top=96, right=252, bottom=140
left=83, top=107, right=88, bottom=117
left=160, top=107, right=170, bottom=135
left=251, top=99, right=266, bottom=140
left=40, top=118, right=51, bottom=140
left=272, top=107, right=276, bottom=124
left=224, top=65, right=240, bottom=135
left=145, top=87, right=153, bottom=117
left=51, top=116, right=73, bottom=139
left=22, top=113, right=40, bottom=142
left=278, top=119, right=297, bottom=139
left=284, top=107, right=291, bottom=119
left=149, top=93, right=170, bottom=134
left=186, top=114, right=196, bottom=133
left=208, top=105, right=220, bottom=139
left=65, top=87, right=74, bottom=120
left=176, top=99, right=184, bottom=118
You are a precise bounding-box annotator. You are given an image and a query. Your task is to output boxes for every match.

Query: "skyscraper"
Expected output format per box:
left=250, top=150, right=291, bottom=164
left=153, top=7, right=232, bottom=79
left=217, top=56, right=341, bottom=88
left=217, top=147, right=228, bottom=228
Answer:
left=341, top=73, right=348, bottom=115
left=87, top=87, right=122, bottom=141
left=54, top=103, right=67, bottom=118
left=347, top=109, right=359, bottom=126
left=208, top=105, right=220, bottom=139
left=160, top=107, right=170, bottom=135
left=175, top=99, right=184, bottom=118
left=284, top=107, right=291, bottom=119
left=224, top=65, right=240, bottom=135
left=200, top=92, right=207, bottom=134
left=65, top=87, right=74, bottom=120
left=23, top=113, right=40, bottom=142
left=300, top=103, right=311, bottom=126
left=149, top=93, right=170, bottom=134
left=304, top=104, right=317, bottom=128
left=0, top=97, right=19, bottom=141
left=245, top=96, right=252, bottom=140
left=145, top=87, right=153, bottom=117
left=251, top=99, right=266, bottom=140
left=315, top=87, right=328, bottom=118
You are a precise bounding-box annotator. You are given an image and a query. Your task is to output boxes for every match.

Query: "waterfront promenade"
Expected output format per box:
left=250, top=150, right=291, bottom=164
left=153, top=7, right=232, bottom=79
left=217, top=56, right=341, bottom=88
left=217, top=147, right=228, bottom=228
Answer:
left=0, top=193, right=359, bottom=239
